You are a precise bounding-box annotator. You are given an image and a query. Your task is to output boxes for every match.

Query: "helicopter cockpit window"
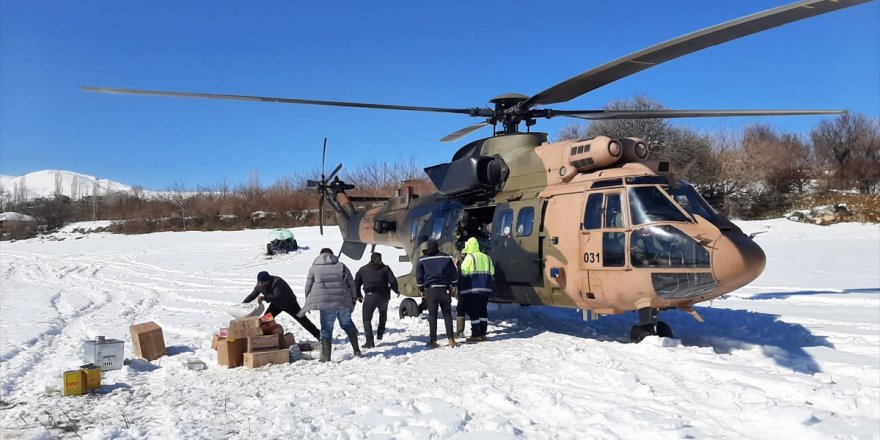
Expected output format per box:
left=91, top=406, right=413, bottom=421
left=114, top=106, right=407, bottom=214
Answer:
left=591, top=178, right=623, bottom=189
left=516, top=207, right=535, bottom=236
left=604, top=194, right=624, bottom=228
left=630, top=225, right=710, bottom=268
left=582, top=193, right=603, bottom=230
left=498, top=209, right=514, bottom=237
left=430, top=217, right=444, bottom=240
left=626, top=176, right=669, bottom=186
left=665, top=180, right=719, bottom=223
left=628, top=186, right=689, bottom=225
left=603, top=232, right=625, bottom=267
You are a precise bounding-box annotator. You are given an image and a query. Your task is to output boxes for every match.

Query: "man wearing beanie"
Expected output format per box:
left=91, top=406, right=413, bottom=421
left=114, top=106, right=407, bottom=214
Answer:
left=415, top=240, right=458, bottom=348
left=242, top=270, right=320, bottom=339
left=298, top=248, right=361, bottom=362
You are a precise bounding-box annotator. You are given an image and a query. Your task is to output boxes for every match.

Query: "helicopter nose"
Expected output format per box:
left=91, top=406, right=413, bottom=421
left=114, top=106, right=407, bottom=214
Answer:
left=712, top=233, right=766, bottom=290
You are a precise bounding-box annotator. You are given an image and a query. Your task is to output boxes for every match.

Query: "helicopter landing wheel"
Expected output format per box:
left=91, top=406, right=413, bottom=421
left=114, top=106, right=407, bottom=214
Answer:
left=629, top=324, right=655, bottom=343
left=656, top=321, right=674, bottom=339
left=399, top=298, right=421, bottom=319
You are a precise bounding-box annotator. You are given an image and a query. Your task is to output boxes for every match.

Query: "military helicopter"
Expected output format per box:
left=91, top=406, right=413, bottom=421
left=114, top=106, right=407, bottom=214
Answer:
left=82, top=0, right=872, bottom=342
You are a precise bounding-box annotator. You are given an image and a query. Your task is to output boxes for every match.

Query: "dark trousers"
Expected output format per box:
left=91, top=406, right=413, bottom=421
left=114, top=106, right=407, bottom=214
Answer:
left=266, top=302, right=321, bottom=340
left=465, top=292, right=490, bottom=337
left=362, top=292, right=389, bottom=342
left=425, top=287, right=453, bottom=342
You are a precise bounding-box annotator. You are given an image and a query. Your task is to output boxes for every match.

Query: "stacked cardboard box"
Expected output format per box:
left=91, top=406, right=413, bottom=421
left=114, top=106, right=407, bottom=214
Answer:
left=213, top=315, right=292, bottom=368
left=227, top=317, right=264, bottom=339
left=130, top=322, right=166, bottom=361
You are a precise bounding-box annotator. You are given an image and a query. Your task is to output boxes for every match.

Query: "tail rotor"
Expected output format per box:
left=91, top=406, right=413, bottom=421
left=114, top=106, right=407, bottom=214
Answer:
left=306, top=138, right=344, bottom=235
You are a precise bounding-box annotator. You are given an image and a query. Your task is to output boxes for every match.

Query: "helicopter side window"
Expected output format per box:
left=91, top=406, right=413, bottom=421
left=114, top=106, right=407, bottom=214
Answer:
left=604, top=194, right=624, bottom=228
left=410, top=220, right=419, bottom=242
left=628, top=186, right=689, bottom=226
left=582, top=193, right=603, bottom=230
left=498, top=209, right=514, bottom=237
left=430, top=217, right=444, bottom=240
left=630, top=225, right=710, bottom=268
left=515, top=207, right=535, bottom=236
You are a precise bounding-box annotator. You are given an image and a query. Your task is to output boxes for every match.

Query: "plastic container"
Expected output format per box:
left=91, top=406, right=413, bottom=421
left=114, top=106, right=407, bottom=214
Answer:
left=183, top=358, right=206, bottom=370
left=83, top=336, right=124, bottom=371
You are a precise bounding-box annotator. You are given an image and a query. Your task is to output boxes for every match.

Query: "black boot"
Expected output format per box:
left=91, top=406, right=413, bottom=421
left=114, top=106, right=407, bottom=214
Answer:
left=319, top=339, right=331, bottom=363
left=363, top=336, right=375, bottom=349
left=346, top=329, right=362, bottom=357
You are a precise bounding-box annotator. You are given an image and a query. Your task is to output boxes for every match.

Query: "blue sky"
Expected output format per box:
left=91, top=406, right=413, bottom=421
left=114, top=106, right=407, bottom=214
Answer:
left=1, top=1, right=878, bottom=191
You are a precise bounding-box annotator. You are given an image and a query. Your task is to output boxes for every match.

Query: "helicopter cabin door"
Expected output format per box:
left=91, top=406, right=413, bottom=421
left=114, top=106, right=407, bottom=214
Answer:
left=489, top=200, right=544, bottom=286
left=580, top=191, right=627, bottom=303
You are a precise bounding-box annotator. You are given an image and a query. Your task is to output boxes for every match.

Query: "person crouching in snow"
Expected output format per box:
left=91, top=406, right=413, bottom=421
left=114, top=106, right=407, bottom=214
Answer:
left=242, top=271, right=320, bottom=339
left=298, top=248, right=361, bottom=362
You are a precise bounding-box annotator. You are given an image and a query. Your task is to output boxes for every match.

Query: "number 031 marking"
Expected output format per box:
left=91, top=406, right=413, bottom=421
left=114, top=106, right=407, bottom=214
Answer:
left=583, top=252, right=600, bottom=263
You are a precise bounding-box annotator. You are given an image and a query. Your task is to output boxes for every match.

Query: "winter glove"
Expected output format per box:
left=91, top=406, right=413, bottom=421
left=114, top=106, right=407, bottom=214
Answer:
left=357, top=295, right=363, bottom=303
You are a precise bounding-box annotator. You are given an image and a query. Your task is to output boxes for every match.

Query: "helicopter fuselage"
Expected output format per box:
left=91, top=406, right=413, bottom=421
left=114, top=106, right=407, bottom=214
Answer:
left=333, top=132, right=766, bottom=318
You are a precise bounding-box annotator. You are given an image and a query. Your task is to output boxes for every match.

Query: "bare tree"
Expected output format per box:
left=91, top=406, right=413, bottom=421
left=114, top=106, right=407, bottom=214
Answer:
left=54, top=172, right=63, bottom=198
left=811, top=113, right=880, bottom=193
left=556, top=123, right=589, bottom=142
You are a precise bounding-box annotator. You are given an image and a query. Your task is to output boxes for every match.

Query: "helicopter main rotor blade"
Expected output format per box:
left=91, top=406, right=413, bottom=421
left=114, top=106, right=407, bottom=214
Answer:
left=521, top=0, right=871, bottom=109
left=326, top=163, right=343, bottom=183
left=440, top=121, right=491, bottom=143
left=321, top=137, right=328, bottom=180
left=552, top=109, right=846, bottom=120
left=80, top=86, right=477, bottom=115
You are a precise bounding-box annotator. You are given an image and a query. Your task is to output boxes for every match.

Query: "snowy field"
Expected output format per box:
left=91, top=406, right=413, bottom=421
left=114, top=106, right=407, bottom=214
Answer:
left=0, top=219, right=878, bottom=439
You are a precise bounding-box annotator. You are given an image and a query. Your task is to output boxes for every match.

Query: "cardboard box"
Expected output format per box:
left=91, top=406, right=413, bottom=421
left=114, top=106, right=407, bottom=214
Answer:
left=243, top=349, right=289, bottom=368
left=228, top=326, right=264, bottom=339
left=229, top=316, right=261, bottom=330
left=247, top=334, right=281, bottom=352
left=281, top=333, right=296, bottom=348
left=217, top=338, right=247, bottom=368
left=130, top=322, right=166, bottom=361
left=211, top=335, right=223, bottom=350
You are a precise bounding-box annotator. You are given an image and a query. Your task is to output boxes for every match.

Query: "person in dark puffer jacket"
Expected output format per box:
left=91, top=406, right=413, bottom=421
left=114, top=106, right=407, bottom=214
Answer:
left=243, top=271, right=320, bottom=339
left=355, top=252, right=399, bottom=349
left=298, top=248, right=361, bottom=362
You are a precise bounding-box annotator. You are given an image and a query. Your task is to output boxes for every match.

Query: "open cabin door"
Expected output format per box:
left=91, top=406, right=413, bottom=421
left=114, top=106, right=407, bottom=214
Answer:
left=484, top=199, right=546, bottom=304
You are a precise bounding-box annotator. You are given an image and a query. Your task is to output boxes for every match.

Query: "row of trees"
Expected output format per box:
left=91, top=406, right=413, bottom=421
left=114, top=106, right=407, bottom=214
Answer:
left=558, top=96, right=880, bottom=218
left=1, top=99, right=877, bottom=239
left=0, top=159, right=427, bottom=239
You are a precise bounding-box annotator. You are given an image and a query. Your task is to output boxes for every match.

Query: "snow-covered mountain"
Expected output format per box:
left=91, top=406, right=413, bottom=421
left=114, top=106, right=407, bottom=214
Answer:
left=0, top=170, right=137, bottom=200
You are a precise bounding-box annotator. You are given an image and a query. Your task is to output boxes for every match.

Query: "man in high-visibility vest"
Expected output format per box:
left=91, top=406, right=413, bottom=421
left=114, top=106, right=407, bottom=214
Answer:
left=459, top=237, right=495, bottom=342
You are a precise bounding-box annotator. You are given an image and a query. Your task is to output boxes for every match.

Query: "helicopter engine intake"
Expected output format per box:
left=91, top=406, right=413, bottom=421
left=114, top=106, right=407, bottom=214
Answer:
left=561, top=136, right=623, bottom=181
left=424, top=155, right=509, bottom=200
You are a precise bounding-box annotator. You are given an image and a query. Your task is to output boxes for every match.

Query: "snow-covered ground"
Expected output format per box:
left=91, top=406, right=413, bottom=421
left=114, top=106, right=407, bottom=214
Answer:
left=1, top=219, right=878, bottom=439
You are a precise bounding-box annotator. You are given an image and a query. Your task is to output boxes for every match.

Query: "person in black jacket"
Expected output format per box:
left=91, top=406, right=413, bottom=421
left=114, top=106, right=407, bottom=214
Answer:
left=415, top=240, right=458, bottom=348
left=355, top=252, right=399, bottom=349
left=242, top=271, right=320, bottom=339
